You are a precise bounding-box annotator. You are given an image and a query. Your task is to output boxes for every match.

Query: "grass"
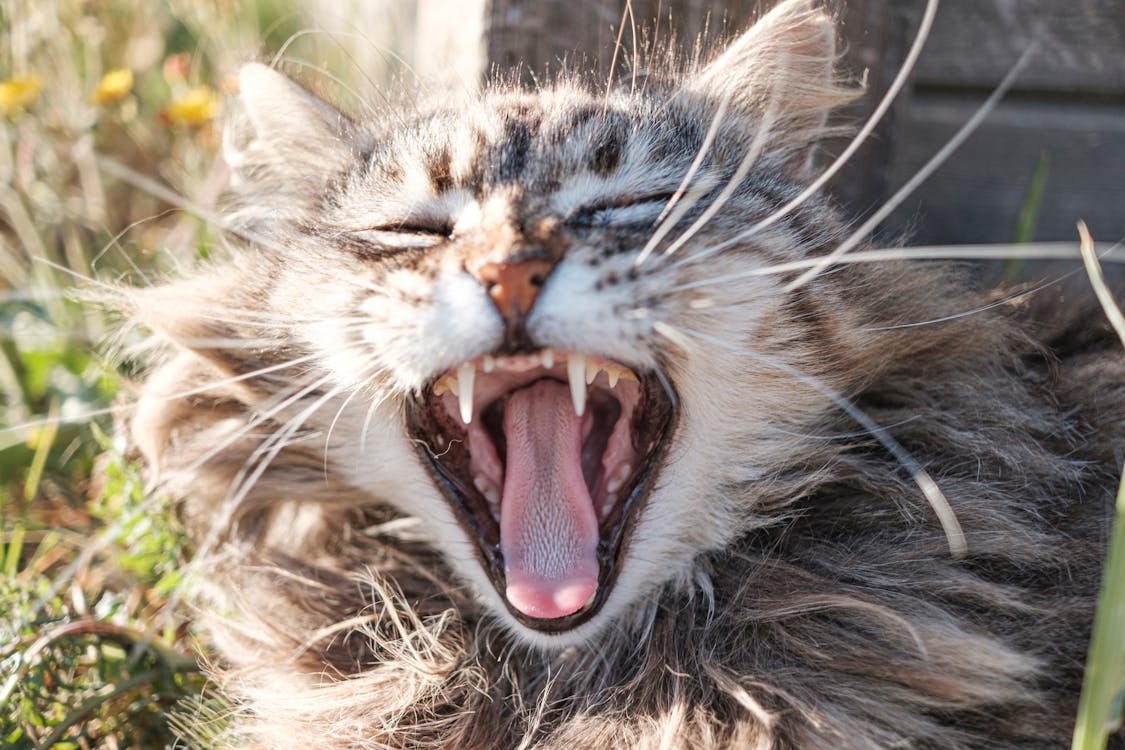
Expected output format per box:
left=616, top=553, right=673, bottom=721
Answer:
left=0, top=1, right=1122, bottom=747
left=1072, top=224, right=1125, bottom=750
left=0, top=1, right=345, bottom=745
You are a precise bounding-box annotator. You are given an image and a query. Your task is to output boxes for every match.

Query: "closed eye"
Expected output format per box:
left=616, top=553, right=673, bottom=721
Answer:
left=368, top=219, right=454, bottom=237
left=347, top=218, right=454, bottom=249
left=568, top=192, right=677, bottom=227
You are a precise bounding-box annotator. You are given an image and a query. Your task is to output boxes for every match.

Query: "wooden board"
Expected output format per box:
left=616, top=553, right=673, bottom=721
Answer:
left=912, top=0, right=1125, bottom=94
left=883, top=96, right=1125, bottom=245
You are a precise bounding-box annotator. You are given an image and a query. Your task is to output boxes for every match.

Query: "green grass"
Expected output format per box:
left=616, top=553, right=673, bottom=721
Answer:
left=0, top=1, right=1122, bottom=747
left=1072, top=225, right=1125, bottom=749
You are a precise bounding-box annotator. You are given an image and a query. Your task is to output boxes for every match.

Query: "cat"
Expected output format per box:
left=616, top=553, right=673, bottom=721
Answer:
left=126, top=0, right=1124, bottom=747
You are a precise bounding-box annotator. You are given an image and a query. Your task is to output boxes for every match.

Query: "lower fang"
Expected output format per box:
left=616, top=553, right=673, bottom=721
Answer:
left=474, top=473, right=498, bottom=504
left=607, top=463, right=631, bottom=493
left=601, top=492, right=618, bottom=516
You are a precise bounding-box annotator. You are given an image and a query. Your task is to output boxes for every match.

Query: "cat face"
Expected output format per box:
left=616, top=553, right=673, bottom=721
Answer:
left=145, top=0, right=864, bottom=648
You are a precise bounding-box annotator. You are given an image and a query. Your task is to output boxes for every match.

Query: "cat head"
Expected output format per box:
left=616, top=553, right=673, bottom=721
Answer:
left=137, top=0, right=867, bottom=648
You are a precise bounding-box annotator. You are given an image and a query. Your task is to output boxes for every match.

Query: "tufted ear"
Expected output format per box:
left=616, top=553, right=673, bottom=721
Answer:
left=223, top=63, right=359, bottom=229
left=682, top=0, right=859, bottom=172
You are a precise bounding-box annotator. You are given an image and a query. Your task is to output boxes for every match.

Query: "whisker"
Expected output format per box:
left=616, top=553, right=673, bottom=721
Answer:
left=861, top=271, right=1081, bottom=332
left=323, top=359, right=388, bottom=472
left=657, top=80, right=781, bottom=260
left=224, top=377, right=343, bottom=511
left=652, top=321, right=966, bottom=557
left=175, top=371, right=329, bottom=479
left=165, top=377, right=346, bottom=616
left=0, top=352, right=320, bottom=438
left=359, top=388, right=384, bottom=456
left=785, top=45, right=1037, bottom=292
left=666, top=241, right=1124, bottom=295
left=686, top=0, right=941, bottom=259
left=603, top=0, right=634, bottom=109
left=635, top=93, right=735, bottom=265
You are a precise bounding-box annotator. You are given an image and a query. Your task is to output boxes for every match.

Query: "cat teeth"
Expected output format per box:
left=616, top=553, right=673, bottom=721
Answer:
left=458, top=363, right=475, bottom=423
left=601, top=492, right=618, bottom=518
left=606, top=463, right=632, bottom=493
left=567, top=353, right=587, bottom=416
left=433, top=373, right=459, bottom=397
left=587, top=361, right=637, bottom=388
left=473, top=474, right=500, bottom=511
left=432, top=349, right=638, bottom=416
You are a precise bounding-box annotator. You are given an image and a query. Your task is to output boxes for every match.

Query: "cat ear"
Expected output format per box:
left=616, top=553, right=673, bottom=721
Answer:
left=223, top=63, right=358, bottom=219
left=683, top=0, right=858, bottom=171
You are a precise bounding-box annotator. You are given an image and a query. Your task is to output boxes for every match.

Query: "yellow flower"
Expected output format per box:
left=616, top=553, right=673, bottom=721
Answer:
left=95, top=67, right=133, bottom=105
left=162, top=85, right=220, bottom=127
left=0, top=75, right=42, bottom=116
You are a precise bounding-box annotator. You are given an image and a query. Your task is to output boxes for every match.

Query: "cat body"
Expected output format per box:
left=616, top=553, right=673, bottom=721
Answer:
left=128, top=1, right=1123, bottom=747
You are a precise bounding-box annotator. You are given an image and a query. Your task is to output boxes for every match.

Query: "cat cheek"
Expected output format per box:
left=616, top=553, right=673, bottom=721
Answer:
left=528, top=261, right=654, bottom=365
left=369, top=271, right=502, bottom=385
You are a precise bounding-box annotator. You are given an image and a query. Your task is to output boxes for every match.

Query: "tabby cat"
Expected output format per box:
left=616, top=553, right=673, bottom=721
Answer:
left=128, top=1, right=1124, bottom=747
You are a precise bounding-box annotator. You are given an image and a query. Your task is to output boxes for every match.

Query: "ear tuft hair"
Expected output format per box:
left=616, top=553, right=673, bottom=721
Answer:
left=222, top=64, right=359, bottom=232
left=684, top=0, right=860, bottom=170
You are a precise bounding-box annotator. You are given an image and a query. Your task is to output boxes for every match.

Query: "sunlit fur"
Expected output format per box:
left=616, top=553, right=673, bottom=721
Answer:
left=128, top=1, right=1123, bottom=747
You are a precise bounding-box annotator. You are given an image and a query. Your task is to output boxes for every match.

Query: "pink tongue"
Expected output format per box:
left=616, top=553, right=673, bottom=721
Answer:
left=500, top=380, right=600, bottom=619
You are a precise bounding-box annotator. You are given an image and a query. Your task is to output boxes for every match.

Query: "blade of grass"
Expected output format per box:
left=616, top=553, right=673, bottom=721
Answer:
left=22, top=400, right=58, bottom=505
left=1071, top=221, right=1125, bottom=750
left=1004, top=150, right=1051, bottom=284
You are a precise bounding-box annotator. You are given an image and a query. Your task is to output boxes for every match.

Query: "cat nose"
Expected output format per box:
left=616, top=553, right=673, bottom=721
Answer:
left=474, top=257, right=555, bottom=321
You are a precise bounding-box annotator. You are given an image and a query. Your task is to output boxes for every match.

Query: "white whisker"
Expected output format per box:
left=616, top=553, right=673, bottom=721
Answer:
left=176, top=371, right=330, bottom=479
left=861, top=271, right=1080, bottom=332
left=656, top=90, right=733, bottom=225
left=688, top=0, right=941, bottom=260
left=323, top=359, right=388, bottom=471
left=652, top=321, right=966, bottom=557
left=657, top=80, right=780, bottom=260
left=0, top=352, right=319, bottom=439
left=174, top=375, right=344, bottom=611
left=667, top=241, right=1124, bottom=295
left=635, top=92, right=735, bottom=266
left=785, top=45, right=1036, bottom=291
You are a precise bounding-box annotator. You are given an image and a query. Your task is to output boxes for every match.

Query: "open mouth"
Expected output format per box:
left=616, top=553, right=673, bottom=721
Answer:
left=405, top=348, right=677, bottom=632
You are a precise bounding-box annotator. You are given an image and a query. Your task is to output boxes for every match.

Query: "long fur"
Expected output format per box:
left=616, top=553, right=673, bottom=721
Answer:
left=127, top=1, right=1124, bottom=747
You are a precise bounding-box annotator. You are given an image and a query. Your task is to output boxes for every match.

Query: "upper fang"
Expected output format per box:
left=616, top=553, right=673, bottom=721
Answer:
left=567, top=353, right=587, bottom=417
left=458, top=363, right=475, bottom=423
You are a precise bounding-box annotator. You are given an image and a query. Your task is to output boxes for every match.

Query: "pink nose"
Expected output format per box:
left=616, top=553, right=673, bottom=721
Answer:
left=473, top=257, right=555, bottom=321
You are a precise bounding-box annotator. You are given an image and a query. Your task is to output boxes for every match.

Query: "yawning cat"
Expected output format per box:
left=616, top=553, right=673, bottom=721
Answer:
left=128, top=1, right=1124, bottom=747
